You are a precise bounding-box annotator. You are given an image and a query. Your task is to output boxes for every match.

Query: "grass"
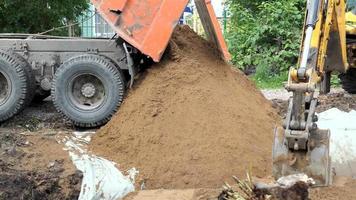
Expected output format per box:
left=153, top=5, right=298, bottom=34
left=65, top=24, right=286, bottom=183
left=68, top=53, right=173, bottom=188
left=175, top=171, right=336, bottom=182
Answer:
left=250, top=74, right=287, bottom=89
left=331, top=74, right=341, bottom=87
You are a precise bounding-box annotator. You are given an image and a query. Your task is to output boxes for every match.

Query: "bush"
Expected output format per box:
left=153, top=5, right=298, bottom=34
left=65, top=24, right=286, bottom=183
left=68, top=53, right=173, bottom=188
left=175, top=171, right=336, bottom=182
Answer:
left=226, top=0, right=305, bottom=87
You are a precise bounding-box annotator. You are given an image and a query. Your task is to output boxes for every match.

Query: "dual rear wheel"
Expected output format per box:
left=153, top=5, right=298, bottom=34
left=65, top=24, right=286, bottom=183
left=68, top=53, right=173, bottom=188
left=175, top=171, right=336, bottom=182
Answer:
left=0, top=50, right=34, bottom=122
left=0, top=53, right=126, bottom=128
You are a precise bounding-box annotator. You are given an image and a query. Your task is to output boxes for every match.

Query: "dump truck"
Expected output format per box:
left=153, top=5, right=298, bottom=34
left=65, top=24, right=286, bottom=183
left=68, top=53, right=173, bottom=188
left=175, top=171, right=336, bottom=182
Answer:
left=0, top=0, right=230, bottom=127
left=272, top=0, right=356, bottom=187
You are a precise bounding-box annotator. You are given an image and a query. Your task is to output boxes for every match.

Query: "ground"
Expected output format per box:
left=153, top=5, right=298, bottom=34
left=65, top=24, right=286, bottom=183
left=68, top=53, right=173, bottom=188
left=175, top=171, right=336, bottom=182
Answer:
left=1, top=90, right=356, bottom=199
left=0, top=100, right=83, bottom=200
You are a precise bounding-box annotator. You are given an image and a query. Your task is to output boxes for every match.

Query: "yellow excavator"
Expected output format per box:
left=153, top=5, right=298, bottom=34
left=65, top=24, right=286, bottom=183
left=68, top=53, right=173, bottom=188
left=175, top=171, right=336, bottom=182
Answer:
left=272, top=0, right=356, bottom=186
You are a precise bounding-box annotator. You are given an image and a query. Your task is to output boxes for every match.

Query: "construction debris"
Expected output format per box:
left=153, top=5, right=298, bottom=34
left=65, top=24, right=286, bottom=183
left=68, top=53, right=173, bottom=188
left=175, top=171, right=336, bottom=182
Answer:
left=219, top=174, right=313, bottom=200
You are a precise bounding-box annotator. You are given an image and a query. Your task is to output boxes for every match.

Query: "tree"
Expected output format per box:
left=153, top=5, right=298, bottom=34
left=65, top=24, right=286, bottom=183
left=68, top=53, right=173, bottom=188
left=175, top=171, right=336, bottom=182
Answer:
left=0, top=0, right=89, bottom=35
left=226, top=0, right=305, bottom=87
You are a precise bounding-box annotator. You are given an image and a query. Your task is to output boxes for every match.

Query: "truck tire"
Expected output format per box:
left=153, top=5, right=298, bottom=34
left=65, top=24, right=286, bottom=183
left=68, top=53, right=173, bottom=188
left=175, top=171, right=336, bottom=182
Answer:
left=51, top=54, right=126, bottom=128
left=339, top=68, right=356, bottom=94
left=9, top=51, right=36, bottom=106
left=0, top=50, right=34, bottom=122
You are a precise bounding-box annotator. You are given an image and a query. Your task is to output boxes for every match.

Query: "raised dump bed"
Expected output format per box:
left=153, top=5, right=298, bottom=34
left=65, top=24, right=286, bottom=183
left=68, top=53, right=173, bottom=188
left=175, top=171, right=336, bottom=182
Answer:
left=91, top=0, right=231, bottom=61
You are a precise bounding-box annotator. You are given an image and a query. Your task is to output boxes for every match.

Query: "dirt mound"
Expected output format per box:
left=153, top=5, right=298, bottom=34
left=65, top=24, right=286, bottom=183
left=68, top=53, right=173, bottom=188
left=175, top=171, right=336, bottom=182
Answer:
left=90, top=25, right=280, bottom=189
left=310, top=177, right=356, bottom=200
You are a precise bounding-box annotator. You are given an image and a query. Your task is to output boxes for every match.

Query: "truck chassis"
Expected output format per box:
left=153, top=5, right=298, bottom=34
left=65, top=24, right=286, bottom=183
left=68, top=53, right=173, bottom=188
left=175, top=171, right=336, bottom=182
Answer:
left=0, top=34, right=137, bottom=127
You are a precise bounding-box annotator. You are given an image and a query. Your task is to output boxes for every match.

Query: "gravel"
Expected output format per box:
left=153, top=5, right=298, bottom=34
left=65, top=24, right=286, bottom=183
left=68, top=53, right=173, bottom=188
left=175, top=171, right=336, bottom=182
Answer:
left=262, top=88, right=345, bottom=100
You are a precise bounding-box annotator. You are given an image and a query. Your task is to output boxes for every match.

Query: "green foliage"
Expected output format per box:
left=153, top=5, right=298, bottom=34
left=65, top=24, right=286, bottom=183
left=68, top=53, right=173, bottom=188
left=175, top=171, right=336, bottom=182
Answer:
left=331, top=74, right=341, bottom=87
left=0, top=0, right=89, bottom=35
left=226, top=0, right=305, bottom=88
left=251, top=69, right=288, bottom=89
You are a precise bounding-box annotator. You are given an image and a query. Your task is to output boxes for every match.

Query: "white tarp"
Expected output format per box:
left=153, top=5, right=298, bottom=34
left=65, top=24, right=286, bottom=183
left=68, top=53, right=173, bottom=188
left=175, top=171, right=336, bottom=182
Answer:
left=60, top=132, right=137, bottom=200
left=317, top=108, right=356, bottom=179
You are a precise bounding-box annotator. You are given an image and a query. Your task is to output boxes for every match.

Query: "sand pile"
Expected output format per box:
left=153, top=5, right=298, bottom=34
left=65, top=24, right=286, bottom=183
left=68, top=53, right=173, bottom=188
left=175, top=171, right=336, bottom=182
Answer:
left=90, top=25, right=279, bottom=189
left=310, top=177, right=356, bottom=200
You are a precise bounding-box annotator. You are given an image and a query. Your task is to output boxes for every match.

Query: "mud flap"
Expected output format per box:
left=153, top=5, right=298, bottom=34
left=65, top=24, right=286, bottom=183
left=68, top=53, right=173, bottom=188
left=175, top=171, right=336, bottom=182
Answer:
left=272, top=126, right=332, bottom=186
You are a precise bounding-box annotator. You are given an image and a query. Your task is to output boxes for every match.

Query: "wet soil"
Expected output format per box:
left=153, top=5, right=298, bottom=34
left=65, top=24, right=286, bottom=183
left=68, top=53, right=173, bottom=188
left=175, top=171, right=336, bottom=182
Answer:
left=0, top=101, right=82, bottom=200
left=271, top=91, right=356, bottom=118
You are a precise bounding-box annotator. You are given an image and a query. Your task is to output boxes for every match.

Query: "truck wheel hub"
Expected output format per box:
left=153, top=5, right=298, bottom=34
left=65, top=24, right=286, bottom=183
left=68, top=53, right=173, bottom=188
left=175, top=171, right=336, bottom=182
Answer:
left=0, top=71, right=11, bottom=106
left=69, top=74, right=106, bottom=111
left=81, top=83, right=96, bottom=98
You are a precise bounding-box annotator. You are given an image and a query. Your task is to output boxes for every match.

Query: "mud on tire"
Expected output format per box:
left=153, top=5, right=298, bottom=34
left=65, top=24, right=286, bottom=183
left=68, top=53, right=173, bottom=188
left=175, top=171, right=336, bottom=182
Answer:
left=0, top=50, right=34, bottom=122
left=51, top=54, right=126, bottom=128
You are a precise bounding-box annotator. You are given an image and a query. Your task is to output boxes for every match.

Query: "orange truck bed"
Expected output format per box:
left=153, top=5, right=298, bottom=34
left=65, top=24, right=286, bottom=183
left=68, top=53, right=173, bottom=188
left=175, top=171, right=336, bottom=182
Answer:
left=90, top=0, right=231, bottom=62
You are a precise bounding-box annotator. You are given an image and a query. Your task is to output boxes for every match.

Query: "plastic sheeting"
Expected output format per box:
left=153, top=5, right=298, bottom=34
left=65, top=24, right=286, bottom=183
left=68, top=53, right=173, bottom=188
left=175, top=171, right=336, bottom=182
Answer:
left=61, top=131, right=138, bottom=200
left=317, top=108, right=356, bottom=179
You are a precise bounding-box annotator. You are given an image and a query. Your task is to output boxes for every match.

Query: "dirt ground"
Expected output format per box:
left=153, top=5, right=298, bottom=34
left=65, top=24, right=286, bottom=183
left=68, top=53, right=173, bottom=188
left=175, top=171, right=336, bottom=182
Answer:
left=124, top=189, right=220, bottom=200
left=0, top=100, right=82, bottom=200
left=271, top=90, right=356, bottom=117
left=1, top=92, right=356, bottom=200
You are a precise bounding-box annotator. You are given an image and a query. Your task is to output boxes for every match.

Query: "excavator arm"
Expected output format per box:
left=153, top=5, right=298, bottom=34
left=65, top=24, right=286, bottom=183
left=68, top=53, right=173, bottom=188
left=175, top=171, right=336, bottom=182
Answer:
left=272, top=0, right=348, bottom=186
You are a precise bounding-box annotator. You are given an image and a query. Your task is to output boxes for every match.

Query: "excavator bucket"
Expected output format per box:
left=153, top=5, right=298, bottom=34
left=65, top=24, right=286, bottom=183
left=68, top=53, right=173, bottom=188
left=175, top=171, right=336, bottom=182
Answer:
left=272, top=126, right=332, bottom=186
left=90, top=0, right=231, bottom=62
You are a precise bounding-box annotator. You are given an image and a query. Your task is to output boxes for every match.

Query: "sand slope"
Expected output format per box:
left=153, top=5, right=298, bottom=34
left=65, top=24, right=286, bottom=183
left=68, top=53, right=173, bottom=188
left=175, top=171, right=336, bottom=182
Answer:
left=90, top=26, right=279, bottom=189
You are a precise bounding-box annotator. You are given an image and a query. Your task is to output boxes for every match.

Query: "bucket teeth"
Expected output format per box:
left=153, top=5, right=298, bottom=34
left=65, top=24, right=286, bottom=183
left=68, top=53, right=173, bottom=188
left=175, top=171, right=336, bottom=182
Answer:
left=272, top=126, right=332, bottom=187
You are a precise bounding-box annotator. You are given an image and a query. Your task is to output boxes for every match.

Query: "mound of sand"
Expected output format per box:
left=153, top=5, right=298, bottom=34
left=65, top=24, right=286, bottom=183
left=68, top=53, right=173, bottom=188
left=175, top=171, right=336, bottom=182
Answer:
left=90, top=25, right=280, bottom=189
left=310, top=177, right=356, bottom=200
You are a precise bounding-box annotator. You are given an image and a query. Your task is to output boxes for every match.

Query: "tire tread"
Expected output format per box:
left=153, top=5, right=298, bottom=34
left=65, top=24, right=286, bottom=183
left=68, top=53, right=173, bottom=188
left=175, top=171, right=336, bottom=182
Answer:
left=0, top=50, right=33, bottom=122
left=51, top=54, right=126, bottom=128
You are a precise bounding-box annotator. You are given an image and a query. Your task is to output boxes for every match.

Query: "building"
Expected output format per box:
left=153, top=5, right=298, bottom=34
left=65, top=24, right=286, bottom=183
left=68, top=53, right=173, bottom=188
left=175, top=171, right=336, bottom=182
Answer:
left=79, top=4, right=115, bottom=38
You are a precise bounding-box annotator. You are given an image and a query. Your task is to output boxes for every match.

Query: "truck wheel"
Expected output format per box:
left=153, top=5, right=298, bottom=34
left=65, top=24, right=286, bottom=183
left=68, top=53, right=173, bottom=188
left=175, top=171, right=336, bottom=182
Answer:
left=52, top=54, right=126, bottom=127
left=9, top=51, right=36, bottom=106
left=339, top=68, right=356, bottom=94
left=0, top=50, right=33, bottom=122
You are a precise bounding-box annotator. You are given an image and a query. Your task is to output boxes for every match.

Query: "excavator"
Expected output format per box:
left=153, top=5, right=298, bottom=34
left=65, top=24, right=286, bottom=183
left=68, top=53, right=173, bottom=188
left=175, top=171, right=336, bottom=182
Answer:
left=272, top=0, right=356, bottom=186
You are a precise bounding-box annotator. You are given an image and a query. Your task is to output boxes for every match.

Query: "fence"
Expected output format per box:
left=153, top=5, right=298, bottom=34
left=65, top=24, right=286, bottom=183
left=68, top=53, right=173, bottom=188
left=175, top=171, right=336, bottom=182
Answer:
left=78, top=6, right=115, bottom=38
